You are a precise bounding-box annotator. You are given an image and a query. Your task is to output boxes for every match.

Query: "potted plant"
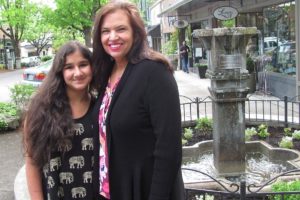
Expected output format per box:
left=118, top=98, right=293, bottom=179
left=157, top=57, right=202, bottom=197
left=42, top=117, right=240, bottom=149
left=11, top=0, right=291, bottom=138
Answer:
left=246, top=55, right=256, bottom=93
left=194, top=62, right=208, bottom=79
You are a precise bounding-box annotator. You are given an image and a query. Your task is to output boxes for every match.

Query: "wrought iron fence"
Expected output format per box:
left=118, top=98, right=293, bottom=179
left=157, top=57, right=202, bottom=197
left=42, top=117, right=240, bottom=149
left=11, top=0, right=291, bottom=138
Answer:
left=183, top=168, right=300, bottom=200
left=180, top=95, right=300, bottom=128
left=180, top=95, right=300, bottom=199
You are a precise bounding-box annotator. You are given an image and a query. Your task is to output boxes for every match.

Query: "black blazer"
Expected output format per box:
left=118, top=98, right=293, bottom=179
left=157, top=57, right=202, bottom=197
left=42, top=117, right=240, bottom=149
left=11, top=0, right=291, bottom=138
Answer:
left=93, top=59, right=184, bottom=200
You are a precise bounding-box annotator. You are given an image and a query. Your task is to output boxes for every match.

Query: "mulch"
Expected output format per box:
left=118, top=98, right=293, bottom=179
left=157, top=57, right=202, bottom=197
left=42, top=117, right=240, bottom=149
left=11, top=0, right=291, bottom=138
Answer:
left=185, top=126, right=300, bottom=151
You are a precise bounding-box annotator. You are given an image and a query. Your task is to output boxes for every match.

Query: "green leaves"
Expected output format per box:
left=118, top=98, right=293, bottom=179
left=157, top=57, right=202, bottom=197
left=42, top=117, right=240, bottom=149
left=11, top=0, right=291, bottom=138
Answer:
left=9, top=83, right=36, bottom=110
left=0, top=102, right=18, bottom=131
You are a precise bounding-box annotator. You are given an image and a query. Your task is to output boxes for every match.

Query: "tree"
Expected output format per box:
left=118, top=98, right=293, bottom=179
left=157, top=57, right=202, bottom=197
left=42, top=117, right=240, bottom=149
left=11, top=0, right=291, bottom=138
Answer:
left=0, top=0, right=34, bottom=69
left=50, top=0, right=108, bottom=47
left=23, top=6, right=54, bottom=56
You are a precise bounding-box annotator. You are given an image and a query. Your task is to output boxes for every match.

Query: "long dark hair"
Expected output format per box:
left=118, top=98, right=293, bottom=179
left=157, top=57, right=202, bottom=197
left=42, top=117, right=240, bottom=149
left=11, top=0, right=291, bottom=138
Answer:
left=24, top=41, right=93, bottom=168
left=92, top=1, right=172, bottom=92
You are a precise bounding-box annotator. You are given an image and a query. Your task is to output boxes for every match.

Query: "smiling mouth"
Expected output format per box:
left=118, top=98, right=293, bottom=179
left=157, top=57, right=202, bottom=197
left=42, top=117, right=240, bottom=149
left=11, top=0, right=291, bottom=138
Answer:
left=109, top=44, right=122, bottom=51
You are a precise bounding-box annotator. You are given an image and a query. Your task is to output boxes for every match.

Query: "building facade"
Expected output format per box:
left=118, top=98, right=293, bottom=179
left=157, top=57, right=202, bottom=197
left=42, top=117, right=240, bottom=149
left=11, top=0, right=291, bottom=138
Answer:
left=155, top=0, right=299, bottom=98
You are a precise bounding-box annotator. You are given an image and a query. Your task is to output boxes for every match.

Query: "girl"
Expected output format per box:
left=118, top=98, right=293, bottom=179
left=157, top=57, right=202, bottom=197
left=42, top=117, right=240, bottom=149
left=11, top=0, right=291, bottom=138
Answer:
left=24, top=41, right=97, bottom=199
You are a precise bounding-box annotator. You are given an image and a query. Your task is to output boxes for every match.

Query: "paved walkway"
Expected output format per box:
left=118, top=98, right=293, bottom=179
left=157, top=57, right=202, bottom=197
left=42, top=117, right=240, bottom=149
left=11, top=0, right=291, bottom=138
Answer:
left=0, top=130, right=24, bottom=200
left=0, top=70, right=280, bottom=200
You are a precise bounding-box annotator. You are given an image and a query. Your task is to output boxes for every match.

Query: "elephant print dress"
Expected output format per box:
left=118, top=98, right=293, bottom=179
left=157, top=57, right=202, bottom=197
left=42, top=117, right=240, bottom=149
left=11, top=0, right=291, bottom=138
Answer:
left=41, top=103, right=95, bottom=200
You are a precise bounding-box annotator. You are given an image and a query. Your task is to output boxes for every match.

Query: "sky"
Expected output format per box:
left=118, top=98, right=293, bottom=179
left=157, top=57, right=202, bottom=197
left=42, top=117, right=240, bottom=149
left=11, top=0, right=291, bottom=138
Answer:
left=30, top=0, right=56, bottom=9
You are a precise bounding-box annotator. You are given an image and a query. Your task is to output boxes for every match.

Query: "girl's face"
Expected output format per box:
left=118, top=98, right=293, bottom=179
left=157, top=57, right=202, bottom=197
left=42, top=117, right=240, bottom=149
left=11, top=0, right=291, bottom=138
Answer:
left=63, top=50, right=92, bottom=92
left=100, top=9, right=133, bottom=63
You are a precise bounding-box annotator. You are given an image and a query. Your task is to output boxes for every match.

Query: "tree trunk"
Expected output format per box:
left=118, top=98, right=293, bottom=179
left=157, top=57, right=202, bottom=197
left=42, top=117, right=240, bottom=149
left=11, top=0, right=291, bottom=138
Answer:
left=83, top=27, right=92, bottom=48
left=10, top=39, right=21, bottom=69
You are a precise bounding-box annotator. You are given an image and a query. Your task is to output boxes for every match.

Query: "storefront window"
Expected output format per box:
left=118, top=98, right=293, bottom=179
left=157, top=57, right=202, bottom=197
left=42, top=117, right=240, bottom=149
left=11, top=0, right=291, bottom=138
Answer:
left=263, top=1, right=295, bottom=76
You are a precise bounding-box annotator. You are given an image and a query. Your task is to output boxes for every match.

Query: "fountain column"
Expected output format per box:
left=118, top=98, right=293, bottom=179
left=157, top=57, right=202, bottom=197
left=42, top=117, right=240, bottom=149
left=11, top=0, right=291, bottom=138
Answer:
left=193, top=27, right=257, bottom=177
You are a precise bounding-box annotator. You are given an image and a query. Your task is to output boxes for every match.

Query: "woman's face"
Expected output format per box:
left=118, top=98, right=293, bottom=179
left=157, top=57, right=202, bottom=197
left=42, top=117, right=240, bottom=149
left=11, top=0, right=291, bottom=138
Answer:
left=100, top=10, right=133, bottom=63
left=63, top=50, right=92, bottom=92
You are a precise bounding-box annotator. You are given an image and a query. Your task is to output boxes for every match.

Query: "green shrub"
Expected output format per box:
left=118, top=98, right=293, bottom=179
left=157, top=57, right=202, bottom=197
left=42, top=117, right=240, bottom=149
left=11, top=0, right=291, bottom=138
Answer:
left=182, top=139, right=188, bottom=146
left=0, top=102, right=18, bottom=116
left=279, top=136, right=293, bottom=149
left=245, top=127, right=257, bottom=141
left=257, top=124, right=270, bottom=138
left=272, top=180, right=300, bottom=200
left=21, top=62, right=30, bottom=68
left=0, top=102, right=18, bottom=131
left=183, top=128, right=193, bottom=140
left=41, top=55, right=52, bottom=62
left=195, top=117, right=213, bottom=132
left=10, top=83, right=36, bottom=110
left=284, top=127, right=293, bottom=136
left=292, top=130, right=300, bottom=140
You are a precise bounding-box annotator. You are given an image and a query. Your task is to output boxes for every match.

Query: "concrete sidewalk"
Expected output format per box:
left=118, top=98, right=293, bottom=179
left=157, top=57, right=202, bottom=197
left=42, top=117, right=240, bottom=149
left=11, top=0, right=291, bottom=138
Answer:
left=2, top=70, right=279, bottom=200
left=0, top=130, right=24, bottom=200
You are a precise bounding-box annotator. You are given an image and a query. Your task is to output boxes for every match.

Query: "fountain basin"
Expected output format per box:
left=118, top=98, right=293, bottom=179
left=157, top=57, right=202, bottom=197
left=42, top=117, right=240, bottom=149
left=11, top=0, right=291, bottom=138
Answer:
left=182, top=140, right=300, bottom=185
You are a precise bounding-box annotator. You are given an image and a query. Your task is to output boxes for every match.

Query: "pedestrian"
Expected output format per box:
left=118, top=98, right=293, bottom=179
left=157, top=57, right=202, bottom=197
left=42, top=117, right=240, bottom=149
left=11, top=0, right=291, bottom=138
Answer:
left=92, top=1, right=184, bottom=200
left=23, top=41, right=97, bottom=199
left=180, top=40, right=190, bottom=73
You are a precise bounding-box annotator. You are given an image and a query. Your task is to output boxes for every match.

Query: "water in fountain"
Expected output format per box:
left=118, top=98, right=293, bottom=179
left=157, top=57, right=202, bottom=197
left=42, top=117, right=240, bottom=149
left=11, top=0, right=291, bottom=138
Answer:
left=182, top=151, right=295, bottom=185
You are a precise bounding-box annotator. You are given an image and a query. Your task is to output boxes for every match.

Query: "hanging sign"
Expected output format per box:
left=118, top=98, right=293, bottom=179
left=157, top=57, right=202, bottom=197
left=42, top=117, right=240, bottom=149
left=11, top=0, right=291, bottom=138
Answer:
left=213, top=6, right=238, bottom=20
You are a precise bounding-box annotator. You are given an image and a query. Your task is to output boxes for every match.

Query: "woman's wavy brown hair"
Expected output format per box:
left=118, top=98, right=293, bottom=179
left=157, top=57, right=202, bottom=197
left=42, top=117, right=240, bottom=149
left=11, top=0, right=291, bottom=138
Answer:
left=23, top=41, right=93, bottom=169
left=92, top=1, right=172, bottom=92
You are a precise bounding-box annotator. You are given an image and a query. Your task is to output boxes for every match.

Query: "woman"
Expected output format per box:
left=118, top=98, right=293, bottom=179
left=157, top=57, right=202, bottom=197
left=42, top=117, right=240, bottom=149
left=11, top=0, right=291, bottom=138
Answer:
left=92, top=2, right=184, bottom=200
left=24, top=41, right=97, bottom=199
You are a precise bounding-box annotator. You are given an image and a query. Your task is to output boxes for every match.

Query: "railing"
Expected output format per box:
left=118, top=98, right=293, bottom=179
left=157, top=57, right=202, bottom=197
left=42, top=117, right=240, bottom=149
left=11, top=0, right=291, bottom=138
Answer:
left=183, top=168, right=300, bottom=200
left=180, top=95, right=300, bottom=128
left=180, top=95, right=300, bottom=199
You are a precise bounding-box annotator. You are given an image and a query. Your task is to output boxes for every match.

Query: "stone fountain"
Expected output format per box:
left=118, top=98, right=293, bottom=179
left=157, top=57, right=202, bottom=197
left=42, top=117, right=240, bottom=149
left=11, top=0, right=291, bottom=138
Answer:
left=193, top=27, right=258, bottom=177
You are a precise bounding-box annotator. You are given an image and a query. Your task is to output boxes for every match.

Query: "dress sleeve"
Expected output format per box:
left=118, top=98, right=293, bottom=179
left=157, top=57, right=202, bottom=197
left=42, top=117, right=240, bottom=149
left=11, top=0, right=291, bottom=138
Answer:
left=145, top=63, right=182, bottom=200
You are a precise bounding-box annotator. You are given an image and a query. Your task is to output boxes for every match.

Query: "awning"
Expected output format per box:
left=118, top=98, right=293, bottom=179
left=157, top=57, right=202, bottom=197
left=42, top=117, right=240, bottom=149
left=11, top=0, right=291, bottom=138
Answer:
left=158, top=0, right=192, bottom=17
left=147, top=24, right=159, bottom=33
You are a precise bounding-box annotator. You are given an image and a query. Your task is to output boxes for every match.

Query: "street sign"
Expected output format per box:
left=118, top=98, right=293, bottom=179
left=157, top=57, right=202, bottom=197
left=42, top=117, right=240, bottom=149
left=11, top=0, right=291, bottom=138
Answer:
left=213, top=6, right=238, bottom=20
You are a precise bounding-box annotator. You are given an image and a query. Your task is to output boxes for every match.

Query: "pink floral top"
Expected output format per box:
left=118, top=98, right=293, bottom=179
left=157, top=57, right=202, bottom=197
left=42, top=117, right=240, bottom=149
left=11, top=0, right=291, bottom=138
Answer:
left=98, top=79, right=120, bottom=199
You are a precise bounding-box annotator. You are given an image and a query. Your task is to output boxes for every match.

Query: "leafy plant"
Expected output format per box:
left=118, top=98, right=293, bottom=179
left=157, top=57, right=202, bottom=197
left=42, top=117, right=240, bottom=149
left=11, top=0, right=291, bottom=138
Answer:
left=245, top=127, right=257, bottom=141
left=0, top=102, right=18, bottom=117
left=0, top=102, right=18, bottom=131
left=162, top=30, right=178, bottom=55
left=184, top=128, right=193, bottom=140
left=41, top=55, right=52, bottom=62
left=195, top=117, right=213, bottom=132
left=284, top=127, right=293, bottom=136
left=272, top=180, right=300, bottom=200
left=246, top=55, right=255, bottom=73
left=292, top=130, right=300, bottom=140
left=221, top=19, right=235, bottom=28
left=10, top=83, right=37, bottom=111
left=279, top=136, right=293, bottom=149
left=257, top=124, right=270, bottom=138
left=0, top=116, right=8, bottom=131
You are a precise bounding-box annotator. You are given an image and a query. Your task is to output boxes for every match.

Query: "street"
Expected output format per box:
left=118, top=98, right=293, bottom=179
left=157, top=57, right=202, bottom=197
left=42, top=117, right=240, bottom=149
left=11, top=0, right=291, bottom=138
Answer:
left=0, top=69, right=24, bottom=102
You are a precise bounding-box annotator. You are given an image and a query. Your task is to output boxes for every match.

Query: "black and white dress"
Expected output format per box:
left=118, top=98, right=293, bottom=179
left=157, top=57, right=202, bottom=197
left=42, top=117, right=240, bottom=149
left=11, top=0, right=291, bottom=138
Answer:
left=42, top=103, right=95, bottom=200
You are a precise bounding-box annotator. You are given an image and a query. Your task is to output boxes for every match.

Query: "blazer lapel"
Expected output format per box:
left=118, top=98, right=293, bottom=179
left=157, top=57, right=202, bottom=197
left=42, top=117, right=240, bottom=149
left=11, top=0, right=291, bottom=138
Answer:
left=106, top=62, right=133, bottom=153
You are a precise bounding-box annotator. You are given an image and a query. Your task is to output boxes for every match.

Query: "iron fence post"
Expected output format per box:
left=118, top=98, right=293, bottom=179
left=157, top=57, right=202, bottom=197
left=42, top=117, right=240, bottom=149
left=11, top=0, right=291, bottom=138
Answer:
left=284, top=96, right=288, bottom=128
left=195, top=97, right=200, bottom=119
left=240, top=181, right=246, bottom=200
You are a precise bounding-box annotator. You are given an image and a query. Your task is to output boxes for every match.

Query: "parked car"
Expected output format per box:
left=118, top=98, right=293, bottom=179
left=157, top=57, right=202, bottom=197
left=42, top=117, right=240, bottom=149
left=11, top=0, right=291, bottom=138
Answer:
left=263, top=37, right=284, bottom=53
left=22, top=59, right=53, bottom=86
left=21, top=56, right=41, bottom=68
